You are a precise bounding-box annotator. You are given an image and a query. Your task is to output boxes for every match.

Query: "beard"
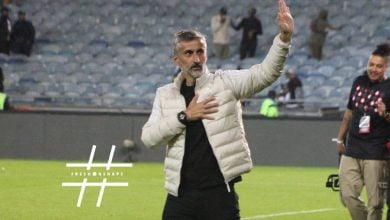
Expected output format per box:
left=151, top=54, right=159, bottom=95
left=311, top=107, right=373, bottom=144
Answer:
left=185, top=63, right=205, bottom=79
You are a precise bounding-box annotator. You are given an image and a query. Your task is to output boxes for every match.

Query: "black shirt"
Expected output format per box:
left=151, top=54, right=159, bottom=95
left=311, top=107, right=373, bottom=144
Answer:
left=288, top=77, right=302, bottom=99
left=233, top=17, right=262, bottom=43
left=11, top=20, right=35, bottom=45
left=179, top=81, right=225, bottom=190
left=345, top=75, right=390, bottom=160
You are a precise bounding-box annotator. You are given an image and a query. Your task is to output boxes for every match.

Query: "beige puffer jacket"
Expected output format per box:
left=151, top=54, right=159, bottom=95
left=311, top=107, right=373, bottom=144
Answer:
left=141, top=34, right=290, bottom=196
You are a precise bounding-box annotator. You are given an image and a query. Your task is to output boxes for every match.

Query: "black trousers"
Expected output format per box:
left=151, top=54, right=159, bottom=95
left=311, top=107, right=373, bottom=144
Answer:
left=0, top=41, right=10, bottom=55
left=239, top=40, right=257, bottom=60
left=162, top=185, right=240, bottom=220
left=11, top=42, right=32, bottom=56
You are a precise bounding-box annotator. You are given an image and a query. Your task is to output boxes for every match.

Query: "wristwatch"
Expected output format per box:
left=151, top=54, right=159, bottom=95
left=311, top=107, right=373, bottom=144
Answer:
left=177, top=111, right=187, bottom=125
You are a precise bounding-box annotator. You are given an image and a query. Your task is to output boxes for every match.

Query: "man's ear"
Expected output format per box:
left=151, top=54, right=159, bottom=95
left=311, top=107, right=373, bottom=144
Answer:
left=172, top=55, right=179, bottom=66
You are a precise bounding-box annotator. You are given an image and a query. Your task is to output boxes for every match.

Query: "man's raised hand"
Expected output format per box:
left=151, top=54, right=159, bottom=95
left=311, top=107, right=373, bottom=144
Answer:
left=277, top=0, right=294, bottom=42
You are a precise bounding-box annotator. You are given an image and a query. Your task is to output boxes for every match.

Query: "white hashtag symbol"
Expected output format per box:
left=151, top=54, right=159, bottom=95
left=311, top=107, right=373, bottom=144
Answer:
left=62, top=145, right=132, bottom=207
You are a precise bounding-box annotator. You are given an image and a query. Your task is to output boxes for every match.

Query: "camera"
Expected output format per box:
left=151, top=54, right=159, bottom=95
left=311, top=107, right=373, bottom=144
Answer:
left=325, top=174, right=340, bottom=191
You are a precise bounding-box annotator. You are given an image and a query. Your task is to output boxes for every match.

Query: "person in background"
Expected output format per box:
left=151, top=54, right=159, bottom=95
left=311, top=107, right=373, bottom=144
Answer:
left=0, top=66, right=29, bottom=111
left=336, top=43, right=390, bottom=220
left=0, top=66, right=11, bottom=110
left=141, top=0, right=294, bottom=219
left=211, top=6, right=231, bottom=68
left=0, top=7, right=11, bottom=55
left=308, top=9, right=341, bottom=60
left=286, top=69, right=303, bottom=99
left=259, top=90, right=278, bottom=118
left=232, top=6, right=263, bottom=61
left=279, top=69, right=303, bottom=108
left=10, top=10, right=35, bottom=56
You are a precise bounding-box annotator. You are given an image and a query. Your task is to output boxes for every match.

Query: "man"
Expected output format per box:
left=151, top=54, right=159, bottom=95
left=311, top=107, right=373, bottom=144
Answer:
left=285, top=69, right=303, bottom=100
left=141, top=1, right=293, bottom=219
left=211, top=6, right=231, bottom=68
left=260, top=90, right=278, bottom=118
left=336, top=43, right=390, bottom=220
left=280, top=69, right=303, bottom=108
left=309, top=9, right=341, bottom=60
left=0, top=7, right=11, bottom=55
left=10, top=10, right=35, bottom=56
left=232, top=6, right=263, bottom=60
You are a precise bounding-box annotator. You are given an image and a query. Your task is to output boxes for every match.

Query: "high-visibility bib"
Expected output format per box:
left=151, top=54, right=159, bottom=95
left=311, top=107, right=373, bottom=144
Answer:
left=0, top=92, right=6, bottom=110
left=259, top=98, right=278, bottom=117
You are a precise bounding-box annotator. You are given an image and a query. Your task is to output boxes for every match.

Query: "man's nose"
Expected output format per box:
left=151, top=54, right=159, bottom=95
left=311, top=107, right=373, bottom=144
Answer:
left=192, top=54, right=201, bottom=63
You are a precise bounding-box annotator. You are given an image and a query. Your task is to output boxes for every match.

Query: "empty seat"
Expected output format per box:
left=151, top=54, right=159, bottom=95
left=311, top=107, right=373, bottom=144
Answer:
left=317, top=65, right=336, bottom=78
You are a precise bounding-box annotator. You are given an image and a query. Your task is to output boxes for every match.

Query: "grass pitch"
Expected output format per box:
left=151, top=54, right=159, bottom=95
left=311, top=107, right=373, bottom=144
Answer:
left=0, top=159, right=353, bottom=219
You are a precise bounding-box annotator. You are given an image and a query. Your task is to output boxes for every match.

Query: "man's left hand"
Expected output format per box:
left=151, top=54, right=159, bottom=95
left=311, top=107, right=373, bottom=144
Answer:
left=277, top=0, right=294, bottom=42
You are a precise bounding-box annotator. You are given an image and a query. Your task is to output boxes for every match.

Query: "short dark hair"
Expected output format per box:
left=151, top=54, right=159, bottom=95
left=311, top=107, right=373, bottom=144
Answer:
left=220, top=7, right=227, bottom=15
left=268, top=90, right=276, bottom=99
left=249, top=7, right=256, bottom=15
left=372, top=43, right=390, bottom=58
left=172, top=30, right=206, bottom=55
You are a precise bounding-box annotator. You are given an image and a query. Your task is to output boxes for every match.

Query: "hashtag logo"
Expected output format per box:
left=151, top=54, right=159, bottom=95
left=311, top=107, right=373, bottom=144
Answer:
left=62, top=145, right=132, bottom=207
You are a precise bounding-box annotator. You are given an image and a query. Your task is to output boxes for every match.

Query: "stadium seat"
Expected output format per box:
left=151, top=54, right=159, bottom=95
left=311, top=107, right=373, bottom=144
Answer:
left=317, top=65, right=336, bottom=78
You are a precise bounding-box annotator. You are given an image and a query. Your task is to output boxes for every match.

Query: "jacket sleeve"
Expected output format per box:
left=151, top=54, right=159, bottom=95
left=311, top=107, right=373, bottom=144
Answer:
left=141, top=88, right=185, bottom=148
left=221, top=34, right=291, bottom=99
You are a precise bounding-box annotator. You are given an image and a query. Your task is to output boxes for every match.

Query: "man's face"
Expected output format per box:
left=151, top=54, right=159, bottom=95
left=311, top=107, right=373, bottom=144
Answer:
left=248, top=8, right=256, bottom=17
left=18, top=14, right=26, bottom=21
left=173, top=38, right=207, bottom=79
left=367, top=55, right=388, bottom=82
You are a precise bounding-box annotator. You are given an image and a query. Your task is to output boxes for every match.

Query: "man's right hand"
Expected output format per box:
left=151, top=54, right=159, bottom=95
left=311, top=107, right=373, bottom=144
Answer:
left=186, top=95, right=219, bottom=121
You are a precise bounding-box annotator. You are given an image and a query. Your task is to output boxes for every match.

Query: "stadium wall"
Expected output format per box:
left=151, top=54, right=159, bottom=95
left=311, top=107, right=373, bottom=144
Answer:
left=0, top=111, right=341, bottom=167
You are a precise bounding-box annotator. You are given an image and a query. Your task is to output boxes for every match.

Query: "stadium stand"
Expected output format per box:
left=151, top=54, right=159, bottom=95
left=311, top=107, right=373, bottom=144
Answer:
left=2, top=0, right=389, bottom=113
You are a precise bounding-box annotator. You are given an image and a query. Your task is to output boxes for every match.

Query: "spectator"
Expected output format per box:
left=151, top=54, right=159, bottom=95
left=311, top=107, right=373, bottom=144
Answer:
left=279, top=69, right=303, bottom=108
left=259, top=90, right=278, bottom=118
left=141, top=1, right=293, bottom=219
left=0, top=66, right=11, bottom=110
left=336, top=43, right=390, bottom=220
left=0, top=6, right=11, bottom=55
left=211, top=6, right=231, bottom=68
left=285, top=69, right=303, bottom=99
left=308, top=9, right=341, bottom=60
left=231, top=6, right=263, bottom=61
left=10, top=10, right=35, bottom=56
